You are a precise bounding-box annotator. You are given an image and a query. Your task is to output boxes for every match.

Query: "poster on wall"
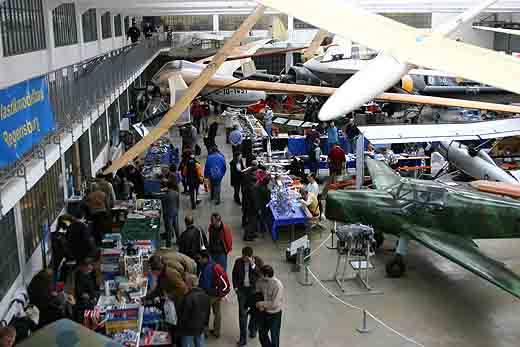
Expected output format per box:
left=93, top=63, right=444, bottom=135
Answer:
left=0, top=76, right=55, bottom=168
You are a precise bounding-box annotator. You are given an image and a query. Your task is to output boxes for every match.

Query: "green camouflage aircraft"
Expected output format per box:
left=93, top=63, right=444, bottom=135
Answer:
left=326, top=158, right=520, bottom=298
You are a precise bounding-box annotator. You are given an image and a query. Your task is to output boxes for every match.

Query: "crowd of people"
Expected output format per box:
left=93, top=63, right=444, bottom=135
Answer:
left=21, top=116, right=283, bottom=347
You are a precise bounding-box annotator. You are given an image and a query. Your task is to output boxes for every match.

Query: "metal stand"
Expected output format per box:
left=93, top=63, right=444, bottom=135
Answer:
left=296, top=247, right=312, bottom=286
left=357, top=310, right=370, bottom=334
left=326, top=221, right=338, bottom=250
left=323, top=224, right=383, bottom=296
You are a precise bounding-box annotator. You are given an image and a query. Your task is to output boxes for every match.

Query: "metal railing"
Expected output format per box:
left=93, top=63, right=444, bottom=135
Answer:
left=0, top=37, right=168, bottom=186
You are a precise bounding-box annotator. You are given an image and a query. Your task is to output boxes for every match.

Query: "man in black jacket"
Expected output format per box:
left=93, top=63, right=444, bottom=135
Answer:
left=178, top=216, right=208, bottom=261
left=232, top=247, right=264, bottom=347
left=241, top=163, right=258, bottom=241
left=177, top=274, right=210, bottom=347
left=229, top=152, right=245, bottom=204
left=208, top=121, right=219, bottom=148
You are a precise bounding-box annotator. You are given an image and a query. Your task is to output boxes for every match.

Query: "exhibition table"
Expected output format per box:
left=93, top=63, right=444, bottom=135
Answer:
left=269, top=201, right=311, bottom=241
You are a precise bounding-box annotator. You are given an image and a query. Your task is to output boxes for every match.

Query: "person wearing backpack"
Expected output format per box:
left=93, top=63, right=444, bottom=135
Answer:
left=208, top=213, right=233, bottom=271
left=183, top=154, right=203, bottom=210
left=197, top=251, right=230, bottom=339
left=176, top=274, right=210, bottom=347
left=204, top=147, right=227, bottom=205
left=178, top=216, right=208, bottom=261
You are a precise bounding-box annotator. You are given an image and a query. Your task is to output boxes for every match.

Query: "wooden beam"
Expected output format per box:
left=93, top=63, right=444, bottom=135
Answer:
left=205, top=77, right=520, bottom=114
left=103, top=5, right=266, bottom=174
left=304, top=29, right=328, bottom=61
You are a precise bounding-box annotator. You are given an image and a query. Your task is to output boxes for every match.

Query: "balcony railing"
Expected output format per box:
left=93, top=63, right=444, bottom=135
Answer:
left=0, top=37, right=169, bottom=187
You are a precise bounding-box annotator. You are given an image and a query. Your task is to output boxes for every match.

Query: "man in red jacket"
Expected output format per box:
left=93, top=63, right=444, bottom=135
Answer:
left=208, top=213, right=233, bottom=271
left=328, top=143, right=346, bottom=179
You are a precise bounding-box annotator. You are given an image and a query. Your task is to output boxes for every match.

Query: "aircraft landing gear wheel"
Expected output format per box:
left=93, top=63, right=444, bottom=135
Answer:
left=386, top=254, right=406, bottom=278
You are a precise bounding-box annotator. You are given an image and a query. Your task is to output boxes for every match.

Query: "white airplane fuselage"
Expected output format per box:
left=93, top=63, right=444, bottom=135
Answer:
left=155, top=60, right=266, bottom=108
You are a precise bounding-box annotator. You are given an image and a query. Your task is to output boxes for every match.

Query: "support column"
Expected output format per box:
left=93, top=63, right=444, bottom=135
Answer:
left=285, top=52, right=293, bottom=74
left=75, top=4, right=85, bottom=61
left=97, top=9, right=103, bottom=52
left=213, top=14, right=219, bottom=32
left=72, top=141, right=82, bottom=194
left=44, top=0, right=56, bottom=71
left=110, top=12, right=116, bottom=50
left=355, top=134, right=365, bottom=189
left=288, top=15, right=294, bottom=42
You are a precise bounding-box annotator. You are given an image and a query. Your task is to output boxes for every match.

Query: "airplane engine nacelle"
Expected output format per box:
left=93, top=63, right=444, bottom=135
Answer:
left=284, top=65, right=322, bottom=85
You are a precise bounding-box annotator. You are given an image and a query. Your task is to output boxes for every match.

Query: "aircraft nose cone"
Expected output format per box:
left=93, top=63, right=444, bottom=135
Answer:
left=318, top=55, right=412, bottom=121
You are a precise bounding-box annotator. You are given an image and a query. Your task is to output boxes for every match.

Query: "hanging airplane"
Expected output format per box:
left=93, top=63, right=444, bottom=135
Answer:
left=290, top=44, right=520, bottom=105
left=325, top=157, right=520, bottom=298
left=104, top=1, right=520, bottom=174
left=255, top=0, right=520, bottom=121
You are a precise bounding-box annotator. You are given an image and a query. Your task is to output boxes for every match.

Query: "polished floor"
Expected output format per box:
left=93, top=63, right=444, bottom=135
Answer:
left=171, top=120, right=520, bottom=347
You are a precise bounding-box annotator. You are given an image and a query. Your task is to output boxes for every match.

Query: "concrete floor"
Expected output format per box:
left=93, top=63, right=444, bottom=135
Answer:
left=170, top=120, right=520, bottom=347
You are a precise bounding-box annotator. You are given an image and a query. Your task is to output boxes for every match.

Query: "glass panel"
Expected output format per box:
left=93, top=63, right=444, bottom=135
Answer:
left=0, top=209, right=21, bottom=302
left=161, top=15, right=212, bottom=32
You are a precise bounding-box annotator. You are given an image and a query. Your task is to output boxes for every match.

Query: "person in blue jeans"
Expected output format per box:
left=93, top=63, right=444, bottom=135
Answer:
left=177, top=274, right=210, bottom=347
left=256, top=265, right=284, bottom=347
left=204, top=147, right=227, bottom=205
left=232, top=247, right=264, bottom=347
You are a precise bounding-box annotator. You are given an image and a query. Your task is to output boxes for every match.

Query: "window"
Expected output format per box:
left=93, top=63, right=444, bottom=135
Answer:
left=101, top=12, right=112, bottom=39
left=119, top=88, right=129, bottom=116
left=124, top=16, right=130, bottom=33
left=82, top=8, right=97, bottom=43
left=114, top=14, right=122, bottom=37
left=91, top=112, right=108, bottom=160
left=219, top=14, right=274, bottom=31
left=383, top=13, right=432, bottom=29
left=0, top=0, right=47, bottom=57
left=161, top=15, right=212, bottom=32
left=20, top=161, right=64, bottom=261
left=294, top=18, right=315, bottom=29
left=52, top=3, right=78, bottom=47
left=107, top=101, right=120, bottom=145
left=0, top=209, right=20, bottom=302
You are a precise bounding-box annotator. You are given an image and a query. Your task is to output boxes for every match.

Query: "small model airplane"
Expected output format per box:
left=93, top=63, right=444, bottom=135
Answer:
left=326, top=158, right=520, bottom=299
left=256, top=0, right=520, bottom=121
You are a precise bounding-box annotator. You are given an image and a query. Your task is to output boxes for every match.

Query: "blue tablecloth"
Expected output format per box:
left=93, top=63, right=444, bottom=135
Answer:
left=269, top=201, right=309, bottom=241
left=287, top=136, right=350, bottom=156
left=144, top=146, right=179, bottom=166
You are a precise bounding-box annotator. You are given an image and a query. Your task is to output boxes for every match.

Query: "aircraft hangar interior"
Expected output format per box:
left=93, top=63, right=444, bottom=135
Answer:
left=2, top=1, right=520, bottom=346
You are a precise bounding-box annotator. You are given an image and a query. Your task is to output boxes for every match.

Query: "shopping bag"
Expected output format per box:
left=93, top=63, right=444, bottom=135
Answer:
left=164, top=299, right=177, bottom=325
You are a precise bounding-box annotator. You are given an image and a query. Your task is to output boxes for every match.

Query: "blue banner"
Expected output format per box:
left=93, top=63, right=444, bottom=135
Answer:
left=0, top=76, right=55, bottom=168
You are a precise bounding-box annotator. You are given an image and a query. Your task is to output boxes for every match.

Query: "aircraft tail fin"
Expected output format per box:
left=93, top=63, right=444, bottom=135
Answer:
left=167, top=74, right=191, bottom=125
left=271, top=15, right=288, bottom=41
left=434, top=0, right=498, bottom=36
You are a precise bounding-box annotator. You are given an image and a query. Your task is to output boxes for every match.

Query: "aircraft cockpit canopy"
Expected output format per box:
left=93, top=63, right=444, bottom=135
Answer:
left=391, top=179, right=448, bottom=208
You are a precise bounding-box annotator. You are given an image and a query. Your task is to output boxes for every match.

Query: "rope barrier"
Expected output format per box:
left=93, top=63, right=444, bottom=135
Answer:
left=301, top=233, right=425, bottom=347
left=304, top=233, right=332, bottom=260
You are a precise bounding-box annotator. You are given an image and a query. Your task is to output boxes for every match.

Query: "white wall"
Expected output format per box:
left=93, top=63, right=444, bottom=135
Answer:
left=53, top=44, right=82, bottom=71
left=432, top=13, right=494, bottom=49
left=0, top=50, right=51, bottom=89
